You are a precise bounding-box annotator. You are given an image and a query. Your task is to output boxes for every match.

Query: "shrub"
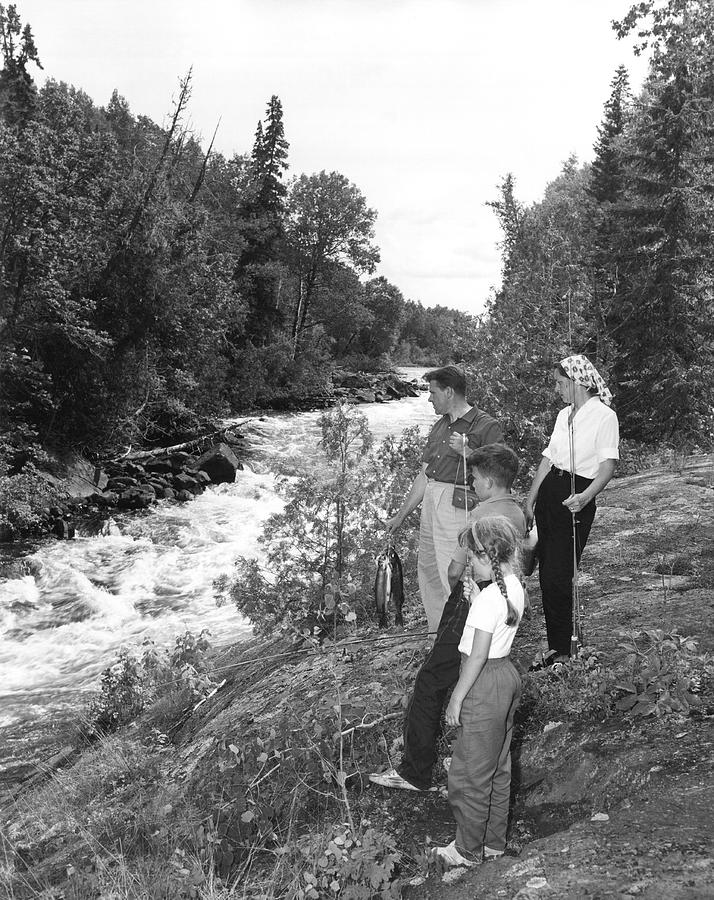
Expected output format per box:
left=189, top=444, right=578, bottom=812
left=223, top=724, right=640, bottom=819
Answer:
left=292, top=823, right=401, bottom=899
left=522, top=646, right=614, bottom=721
left=0, top=462, right=63, bottom=536
left=614, top=629, right=711, bottom=718
left=87, top=630, right=216, bottom=735
left=222, top=406, right=424, bottom=640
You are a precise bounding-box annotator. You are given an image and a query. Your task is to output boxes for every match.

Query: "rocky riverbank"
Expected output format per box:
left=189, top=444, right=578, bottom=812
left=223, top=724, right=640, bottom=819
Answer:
left=0, top=370, right=422, bottom=552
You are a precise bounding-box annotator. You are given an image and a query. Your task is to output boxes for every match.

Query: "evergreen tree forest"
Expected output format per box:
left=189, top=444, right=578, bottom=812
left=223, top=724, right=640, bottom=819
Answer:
left=468, top=0, right=714, bottom=460
left=1, top=0, right=713, bottom=481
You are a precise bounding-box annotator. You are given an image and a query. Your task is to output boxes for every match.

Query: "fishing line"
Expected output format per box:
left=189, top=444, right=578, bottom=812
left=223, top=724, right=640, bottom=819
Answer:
left=461, top=440, right=469, bottom=530
left=153, top=630, right=437, bottom=691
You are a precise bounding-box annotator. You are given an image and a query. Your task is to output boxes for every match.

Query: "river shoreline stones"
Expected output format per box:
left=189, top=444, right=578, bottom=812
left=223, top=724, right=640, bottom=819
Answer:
left=0, top=370, right=424, bottom=544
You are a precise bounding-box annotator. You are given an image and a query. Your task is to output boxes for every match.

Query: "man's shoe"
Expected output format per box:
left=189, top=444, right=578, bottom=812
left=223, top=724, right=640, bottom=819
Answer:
left=368, top=768, right=436, bottom=792
left=483, top=845, right=505, bottom=858
left=431, top=840, right=480, bottom=868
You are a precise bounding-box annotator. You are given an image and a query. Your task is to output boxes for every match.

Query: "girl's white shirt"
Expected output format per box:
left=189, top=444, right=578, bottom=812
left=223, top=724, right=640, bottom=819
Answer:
left=459, top=574, right=524, bottom=658
left=543, top=397, right=619, bottom=479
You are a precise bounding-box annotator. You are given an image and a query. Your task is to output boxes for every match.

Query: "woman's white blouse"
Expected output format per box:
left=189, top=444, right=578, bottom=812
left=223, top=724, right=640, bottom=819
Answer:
left=543, top=398, right=619, bottom=479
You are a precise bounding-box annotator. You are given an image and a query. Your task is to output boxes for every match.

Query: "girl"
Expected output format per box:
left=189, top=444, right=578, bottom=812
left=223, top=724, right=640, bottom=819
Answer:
left=432, top=515, right=524, bottom=868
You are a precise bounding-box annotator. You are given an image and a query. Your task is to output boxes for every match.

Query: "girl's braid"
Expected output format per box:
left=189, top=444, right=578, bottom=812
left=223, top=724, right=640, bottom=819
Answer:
left=486, top=543, right=520, bottom=627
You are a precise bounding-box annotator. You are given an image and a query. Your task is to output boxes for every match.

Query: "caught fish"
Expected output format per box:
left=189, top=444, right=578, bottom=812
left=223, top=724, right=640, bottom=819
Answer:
left=374, top=547, right=405, bottom=627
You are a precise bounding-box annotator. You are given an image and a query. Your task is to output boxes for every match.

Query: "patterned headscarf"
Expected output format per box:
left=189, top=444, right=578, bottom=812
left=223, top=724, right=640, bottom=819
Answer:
left=560, top=354, right=612, bottom=406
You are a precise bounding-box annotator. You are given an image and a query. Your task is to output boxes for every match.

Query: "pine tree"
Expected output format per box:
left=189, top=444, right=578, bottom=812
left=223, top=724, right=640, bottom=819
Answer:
left=590, top=65, right=631, bottom=204
left=236, top=95, right=290, bottom=342
left=0, top=4, right=43, bottom=126
left=252, top=95, right=289, bottom=214
left=609, top=1, right=714, bottom=443
left=586, top=66, right=631, bottom=362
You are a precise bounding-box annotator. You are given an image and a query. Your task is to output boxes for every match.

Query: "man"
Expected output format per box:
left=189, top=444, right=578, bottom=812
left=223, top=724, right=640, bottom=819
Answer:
left=387, top=365, right=503, bottom=635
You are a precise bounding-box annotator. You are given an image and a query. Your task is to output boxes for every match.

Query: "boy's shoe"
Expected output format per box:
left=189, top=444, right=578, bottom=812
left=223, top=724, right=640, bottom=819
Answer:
left=483, top=846, right=505, bottom=858
left=442, top=756, right=452, bottom=773
left=368, top=768, right=437, bottom=792
left=431, top=840, right=480, bottom=868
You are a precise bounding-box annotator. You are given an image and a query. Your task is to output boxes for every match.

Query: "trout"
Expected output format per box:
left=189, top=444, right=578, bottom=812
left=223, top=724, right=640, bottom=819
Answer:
left=374, top=547, right=405, bottom=627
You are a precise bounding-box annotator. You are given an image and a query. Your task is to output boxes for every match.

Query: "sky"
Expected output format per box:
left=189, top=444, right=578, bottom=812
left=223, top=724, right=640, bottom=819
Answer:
left=18, top=0, right=650, bottom=316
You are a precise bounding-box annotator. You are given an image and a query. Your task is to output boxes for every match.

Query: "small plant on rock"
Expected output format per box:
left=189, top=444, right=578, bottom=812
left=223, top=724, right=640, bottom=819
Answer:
left=614, top=629, right=709, bottom=718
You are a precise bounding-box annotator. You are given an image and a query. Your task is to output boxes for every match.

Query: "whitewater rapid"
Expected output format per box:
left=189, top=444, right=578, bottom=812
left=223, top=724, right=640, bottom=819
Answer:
left=0, top=375, right=434, bottom=743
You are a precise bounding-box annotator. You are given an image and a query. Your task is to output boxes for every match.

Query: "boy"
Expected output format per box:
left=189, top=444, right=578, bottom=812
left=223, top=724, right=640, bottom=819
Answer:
left=370, top=443, right=526, bottom=792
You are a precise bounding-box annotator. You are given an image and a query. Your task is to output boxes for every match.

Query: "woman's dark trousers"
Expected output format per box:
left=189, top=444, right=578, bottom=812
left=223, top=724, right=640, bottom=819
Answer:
left=535, top=468, right=596, bottom=657
left=398, top=578, right=489, bottom=790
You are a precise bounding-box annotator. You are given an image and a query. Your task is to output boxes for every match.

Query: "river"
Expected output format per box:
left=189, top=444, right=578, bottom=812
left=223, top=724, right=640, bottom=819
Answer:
left=0, top=368, right=434, bottom=785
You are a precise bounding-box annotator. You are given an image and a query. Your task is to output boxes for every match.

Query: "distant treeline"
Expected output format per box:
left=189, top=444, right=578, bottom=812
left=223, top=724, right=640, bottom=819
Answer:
left=1, top=0, right=713, bottom=473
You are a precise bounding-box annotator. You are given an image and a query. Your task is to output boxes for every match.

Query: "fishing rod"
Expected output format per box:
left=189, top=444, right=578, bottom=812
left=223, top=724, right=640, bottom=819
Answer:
left=566, top=292, right=583, bottom=657
left=568, top=406, right=583, bottom=657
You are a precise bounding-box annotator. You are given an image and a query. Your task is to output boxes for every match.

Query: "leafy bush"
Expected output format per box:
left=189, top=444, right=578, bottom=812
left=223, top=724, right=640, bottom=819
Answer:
left=614, top=629, right=710, bottom=718
left=522, top=647, right=614, bottom=721
left=0, top=462, right=63, bottom=536
left=88, top=630, right=215, bottom=734
left=292, top=823, right=401, bottom=899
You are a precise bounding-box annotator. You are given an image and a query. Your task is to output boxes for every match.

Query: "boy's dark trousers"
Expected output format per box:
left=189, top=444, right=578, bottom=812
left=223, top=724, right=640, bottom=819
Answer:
left=398, top=578, right=490, bottom=790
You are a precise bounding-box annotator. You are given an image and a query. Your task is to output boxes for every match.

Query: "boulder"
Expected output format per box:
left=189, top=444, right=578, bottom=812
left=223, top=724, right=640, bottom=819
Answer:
left=44, top=453, right=109, bottom=498
left=107, top=476, right=139, bottom=490
left=52, top=519, right=75, bottom=540
left=173, top=473, right=203, bottom=495
left=162, top=487, right=177, bottom=500
left=0, top=522, right=17, bottom=543
left=169, top=452, right=196, bottom=471
left=195, top=443, right=242, bottom=485
left=117, top=485, right=156, bottom=510
left=337, top=373, right=372, bottom=389
left=145, top=460, right=173, bottom=475
left=148, top=476, right=170, bottom=489
left=101, top=491, right=119, bottom=507
left=176, top=489, right=194, bottom=502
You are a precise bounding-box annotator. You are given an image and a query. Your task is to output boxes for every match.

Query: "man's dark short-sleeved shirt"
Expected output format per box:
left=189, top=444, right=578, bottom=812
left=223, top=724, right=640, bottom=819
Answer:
left=421, top=407, right=503, bottom=483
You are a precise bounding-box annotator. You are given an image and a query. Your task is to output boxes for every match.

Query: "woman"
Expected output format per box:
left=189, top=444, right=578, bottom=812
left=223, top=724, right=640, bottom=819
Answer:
left=525, top=355, right=619, bottom=665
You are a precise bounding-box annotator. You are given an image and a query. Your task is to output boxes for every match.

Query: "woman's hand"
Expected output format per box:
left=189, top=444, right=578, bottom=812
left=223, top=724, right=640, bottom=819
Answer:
left=562, top=493, right=589, bottom=514
left=445, top=695, right=462, bottom=727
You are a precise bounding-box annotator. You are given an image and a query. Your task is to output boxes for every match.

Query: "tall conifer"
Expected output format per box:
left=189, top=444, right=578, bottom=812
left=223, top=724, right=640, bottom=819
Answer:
left=0, top=4, right=42, bottom=126
left=237, top=96, right=290, bottom=342
left=609, top=1, right=714, bottom=442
